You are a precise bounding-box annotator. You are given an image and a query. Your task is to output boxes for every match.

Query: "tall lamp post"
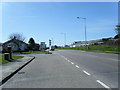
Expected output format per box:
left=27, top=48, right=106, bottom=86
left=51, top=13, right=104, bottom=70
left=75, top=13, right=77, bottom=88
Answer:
left=61, top=33, right=66, bottom=47
left=77, top=17, right=87, bottom=49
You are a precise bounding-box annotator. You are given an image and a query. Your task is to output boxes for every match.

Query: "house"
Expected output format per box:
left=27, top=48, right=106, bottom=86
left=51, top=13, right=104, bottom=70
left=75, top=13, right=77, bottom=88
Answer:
left=0, top=43, right=2, bottom=51
left=39, top=42, right=46, bottom=50
left=2, top=38, right=28, bottom=51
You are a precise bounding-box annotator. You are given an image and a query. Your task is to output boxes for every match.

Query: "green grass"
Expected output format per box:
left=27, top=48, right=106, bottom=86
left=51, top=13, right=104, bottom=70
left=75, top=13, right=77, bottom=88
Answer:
left=13, top=50, right=49, bottom=54
left=57, top=45, right=120, bottom=54
left=0, top=54, right=24, bottom=65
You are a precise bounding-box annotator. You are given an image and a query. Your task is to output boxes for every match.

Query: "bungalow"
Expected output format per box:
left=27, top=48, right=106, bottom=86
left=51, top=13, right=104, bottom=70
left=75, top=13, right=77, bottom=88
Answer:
left=0, top=43, right=2, bottom=51
left=2, top=38, right=28, bottom=51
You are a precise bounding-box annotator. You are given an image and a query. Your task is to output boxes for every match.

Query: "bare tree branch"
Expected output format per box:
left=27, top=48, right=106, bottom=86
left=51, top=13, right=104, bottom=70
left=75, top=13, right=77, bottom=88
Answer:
left=8, top=33, right=25, bottom=41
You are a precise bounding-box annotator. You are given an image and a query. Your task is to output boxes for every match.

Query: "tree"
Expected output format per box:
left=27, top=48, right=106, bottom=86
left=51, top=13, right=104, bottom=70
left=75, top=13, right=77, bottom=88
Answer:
left=8, top=33, right=26, bottom=53
left=9, top=33, right=25, bottom=41
left=115, top=25, right=120, bottom=32
left=115, top=25, right=120, bottom=38
left=28, top=38, right=36, bottom=50
left=34, top=44, right=40, bottom=51
left=114, top=35, right=119, bottom=39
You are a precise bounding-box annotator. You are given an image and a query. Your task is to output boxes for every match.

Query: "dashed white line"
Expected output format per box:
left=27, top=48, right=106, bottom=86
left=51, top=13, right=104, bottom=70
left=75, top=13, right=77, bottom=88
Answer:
left=75, top=65, right=80, bottom=68
left=71, top=62, right=74, bottom=64
left=83, top=70, right=91, bottom=76
left=58, top=54, right=68, bottom=61
left=64, top=58, right=68, bottom=60
left=57, top=53, right=111, bottom=89
left=57, top=53, right=72, bottom=63
left=96, top=80, right=110, bottom=89
left=68, top=60, right=70, bottom=62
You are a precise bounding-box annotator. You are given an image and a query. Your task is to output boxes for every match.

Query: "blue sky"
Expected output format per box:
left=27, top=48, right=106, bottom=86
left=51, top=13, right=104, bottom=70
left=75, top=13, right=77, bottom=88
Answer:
left=1, top=2, right=118, bottom=46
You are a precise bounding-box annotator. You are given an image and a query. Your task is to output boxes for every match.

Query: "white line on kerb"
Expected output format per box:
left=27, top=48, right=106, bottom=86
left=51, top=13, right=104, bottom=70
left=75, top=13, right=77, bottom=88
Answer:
left=96, top=80, right=110, bottom=89
left=83, top=70, right=91, bottom=76
left=75, top=65, right=79, bottom=68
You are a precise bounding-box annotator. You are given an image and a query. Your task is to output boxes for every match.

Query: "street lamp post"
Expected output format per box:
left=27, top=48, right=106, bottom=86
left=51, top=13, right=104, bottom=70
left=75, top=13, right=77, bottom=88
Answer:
left=61, top=33, right=66, bottom=47
left=77, top=17, right=87, bottom=49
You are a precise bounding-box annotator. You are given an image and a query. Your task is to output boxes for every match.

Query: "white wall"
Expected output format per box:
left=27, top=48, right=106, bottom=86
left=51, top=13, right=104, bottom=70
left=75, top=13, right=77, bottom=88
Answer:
left=0, top=46, right=2, bottom=51
left=39, top=42, right=46, bottom=50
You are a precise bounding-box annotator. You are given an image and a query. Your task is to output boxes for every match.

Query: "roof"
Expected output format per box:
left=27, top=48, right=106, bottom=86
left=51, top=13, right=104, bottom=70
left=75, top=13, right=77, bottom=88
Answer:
left=3, top=38, right=28, bottom=45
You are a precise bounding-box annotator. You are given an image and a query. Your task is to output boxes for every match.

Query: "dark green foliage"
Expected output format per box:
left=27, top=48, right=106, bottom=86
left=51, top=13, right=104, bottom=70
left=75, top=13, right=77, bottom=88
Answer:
left=28, top=38, right=36, bottom=50
left=114, top=35, right=119, bottom=39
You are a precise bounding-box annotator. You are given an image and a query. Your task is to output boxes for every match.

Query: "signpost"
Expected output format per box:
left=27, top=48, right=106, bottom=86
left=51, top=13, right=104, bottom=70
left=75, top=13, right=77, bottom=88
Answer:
left=7, top=46, right=12, bottom=59
left=49, top=40, right=51, bottom=50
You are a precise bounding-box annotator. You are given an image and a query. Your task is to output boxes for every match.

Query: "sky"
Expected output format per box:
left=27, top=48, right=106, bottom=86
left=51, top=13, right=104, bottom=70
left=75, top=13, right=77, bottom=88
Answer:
left=1, top=2, right=118, bottom=46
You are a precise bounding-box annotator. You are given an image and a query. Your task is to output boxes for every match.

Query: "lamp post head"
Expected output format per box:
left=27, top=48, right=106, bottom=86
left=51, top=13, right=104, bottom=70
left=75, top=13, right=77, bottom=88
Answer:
left=82, top=18, right=86, bottom=19
left=77, top=17, right=86, bottom=19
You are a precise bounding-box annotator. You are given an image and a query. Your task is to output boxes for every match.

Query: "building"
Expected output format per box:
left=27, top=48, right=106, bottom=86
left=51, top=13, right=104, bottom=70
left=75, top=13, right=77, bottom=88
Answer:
left=70, top=41, right=88, bottom=47
left=2, top=38, right=28, bottom=51
left=70, top=39, right=103, bottom=47
left=39, top=42, right=46, bottom=50
left=0, top=43, right=2, bottom=51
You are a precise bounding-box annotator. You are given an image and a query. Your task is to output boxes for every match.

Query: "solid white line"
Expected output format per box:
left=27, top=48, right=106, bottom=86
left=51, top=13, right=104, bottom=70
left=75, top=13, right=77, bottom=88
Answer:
left=83, top=70, right=91, bottom=76
left=96, top=80, right=110, bottom=89
left=75, top=65, right=80, bottom=68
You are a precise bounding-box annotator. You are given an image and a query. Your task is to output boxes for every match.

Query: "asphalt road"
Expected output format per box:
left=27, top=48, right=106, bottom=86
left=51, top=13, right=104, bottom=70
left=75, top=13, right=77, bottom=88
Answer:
left=2, top=50, right=119, bottom=88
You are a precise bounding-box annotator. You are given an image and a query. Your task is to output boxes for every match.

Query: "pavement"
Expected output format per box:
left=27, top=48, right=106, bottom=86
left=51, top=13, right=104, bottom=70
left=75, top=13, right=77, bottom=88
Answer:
left=0, top=55, right=35, bottom=86
left=0, top=50, right=119, bottom=89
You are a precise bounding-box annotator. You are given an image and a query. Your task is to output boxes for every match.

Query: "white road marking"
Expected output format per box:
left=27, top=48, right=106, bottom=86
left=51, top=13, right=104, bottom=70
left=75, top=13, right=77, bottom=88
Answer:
left=58, top=54, right=68, bottom=60
left=75, top=65, right=80, bottom=68
left=57, top=53, right=71, bottom=63
left=71, top=62, right=74, bottom=64
left=96, top=80, right=110, bottom=89
left=83, top=70, right=91, bottom=76
left=64, top=57, right=67, bottom=60
left=56, top=52, right=111, bottom=89
left=67, top=60, right=70, bottom=62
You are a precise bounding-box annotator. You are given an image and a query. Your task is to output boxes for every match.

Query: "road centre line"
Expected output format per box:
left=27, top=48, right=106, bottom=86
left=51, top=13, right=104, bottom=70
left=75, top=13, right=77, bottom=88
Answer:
left=75, top=65, right=80, bottom=68
left=57, top=53, right=71, bottom=62
left=83, top=70, right=91, bottom=76
left=58, top=53, right=80, bottom=69
left=57, top=53, right=67, bottom=60
left=71, top=62, right=74, bottom=64
left=96, top=80, right=110, bottom=89
left=56, top=52, right=111, bottom=89
left=67, top=60, right=70, bottom=62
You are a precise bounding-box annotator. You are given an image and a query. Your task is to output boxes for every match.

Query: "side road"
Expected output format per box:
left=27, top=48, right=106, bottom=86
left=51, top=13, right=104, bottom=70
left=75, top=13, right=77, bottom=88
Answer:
left=0, top=55, right=35, bottom=86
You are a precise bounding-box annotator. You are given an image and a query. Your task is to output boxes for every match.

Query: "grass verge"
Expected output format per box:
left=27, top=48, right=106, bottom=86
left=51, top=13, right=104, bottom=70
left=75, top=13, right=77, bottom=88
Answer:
left=0, top=54, right=24, bottom=65
left=13, top=50, right=49, bottom=54
left=57, top=45, right=120, bottom=54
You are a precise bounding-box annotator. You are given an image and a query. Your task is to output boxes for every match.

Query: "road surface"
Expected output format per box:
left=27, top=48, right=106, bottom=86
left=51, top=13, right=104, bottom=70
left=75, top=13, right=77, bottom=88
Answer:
left=2, top=50, right=119, bottom=88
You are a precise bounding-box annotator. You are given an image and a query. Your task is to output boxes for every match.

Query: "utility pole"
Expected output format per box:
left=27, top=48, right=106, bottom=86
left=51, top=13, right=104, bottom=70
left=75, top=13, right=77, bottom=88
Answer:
left=49, top=39, right=51, bottom=50
left=61, top=33, right=66, bottom=47
left=77, top=17, right=88, bottom=49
